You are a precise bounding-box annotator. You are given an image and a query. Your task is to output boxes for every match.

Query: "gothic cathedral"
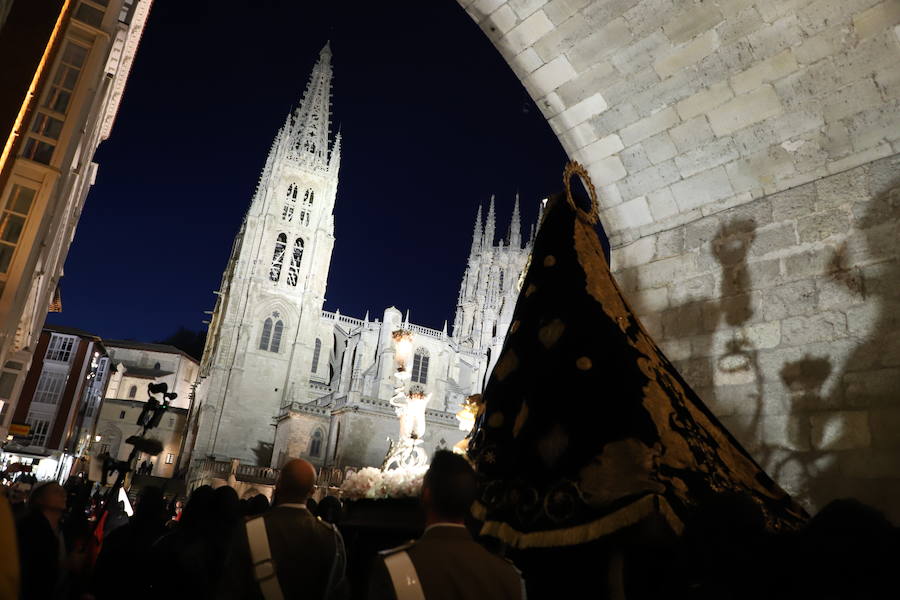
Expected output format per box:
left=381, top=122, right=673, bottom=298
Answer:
left=188, top=45, right=535, bottom=473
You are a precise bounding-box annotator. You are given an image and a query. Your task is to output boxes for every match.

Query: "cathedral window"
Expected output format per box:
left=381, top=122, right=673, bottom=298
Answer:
left=309, top=429, right=323, bottom=457
left=311, top=338, right=321, bottom=373
left=303, top=189, right=314, bottom=207
left=287, top=238, right=304, bottom=286
left=271, top=320, right=284, bottom=352
left=269, top=234, right=286, bottom=281
left=259, top=312, right=284, bottom=353
left=282, top=185, right=297, bottom=221
left=411, top=348, right=430, bottom=384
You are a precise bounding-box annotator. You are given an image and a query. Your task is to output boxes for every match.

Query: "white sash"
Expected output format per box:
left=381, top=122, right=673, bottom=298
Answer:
left=383, top=550, right=425, bottom=600
left=246, top=516, right=285, bottom=600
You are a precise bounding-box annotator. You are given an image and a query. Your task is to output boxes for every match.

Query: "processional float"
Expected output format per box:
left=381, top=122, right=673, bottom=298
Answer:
left=465, top=163, right=807, bottom=564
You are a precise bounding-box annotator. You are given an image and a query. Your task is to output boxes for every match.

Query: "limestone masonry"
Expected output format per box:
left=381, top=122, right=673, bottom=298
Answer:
left=460, top=0, right=900, bottom=520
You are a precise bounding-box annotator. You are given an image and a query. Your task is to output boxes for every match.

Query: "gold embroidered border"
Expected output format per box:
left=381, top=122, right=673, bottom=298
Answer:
left=472, top=494, right=684, bottom=549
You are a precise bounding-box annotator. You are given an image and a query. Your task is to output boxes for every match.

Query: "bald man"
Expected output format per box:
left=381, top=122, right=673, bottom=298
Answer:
left=220, top=459, right=348, bottom=599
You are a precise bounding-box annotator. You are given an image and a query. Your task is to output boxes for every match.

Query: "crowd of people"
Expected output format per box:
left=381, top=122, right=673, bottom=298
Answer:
left=2, top=450, right=899, bottom=599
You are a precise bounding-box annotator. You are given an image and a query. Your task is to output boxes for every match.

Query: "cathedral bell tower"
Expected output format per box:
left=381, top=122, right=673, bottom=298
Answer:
left=191, top=44, right=341, bottom=466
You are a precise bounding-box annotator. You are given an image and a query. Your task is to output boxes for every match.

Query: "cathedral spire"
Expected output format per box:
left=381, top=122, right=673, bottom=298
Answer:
left=288, top=42, right=333, bottom=168
left=508, top=193, right=521, bottom=249
left=469, top=205, right=483, bottom=257
left=483, top=195, right=496, bottom=249
left=329, top=128, right=342, bottom=173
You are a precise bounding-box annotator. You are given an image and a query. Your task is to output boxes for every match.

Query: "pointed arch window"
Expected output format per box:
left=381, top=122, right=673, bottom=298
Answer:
left=259, top=318, right=273, bottom=350
left=309, top=429, right=323, bottom=457
left=259, top=312, right=284, bottom=352
left=269, top=234, right=286, bottom=281
left=287, top=238, right=304, bottom=286
left=311, top=338, right=321, bottom=373
left=283, top=184, right=297, bottom=221
left=271, top=319, right=284, bottom=353
left=411, top=348, right=430, bottom=384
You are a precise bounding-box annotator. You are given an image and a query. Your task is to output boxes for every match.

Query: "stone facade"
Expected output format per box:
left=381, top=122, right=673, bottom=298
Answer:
left=459, top=0, right=900, bottom=519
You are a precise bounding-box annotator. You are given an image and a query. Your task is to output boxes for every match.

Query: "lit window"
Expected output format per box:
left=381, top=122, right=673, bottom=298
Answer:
left=0, top=185, right=37, bottom=278
left=311, top=338, right=321, bottom=373
left=165, top=453, right=175, bottom=464
left=309, top=429, right=323, bottom=457
left=43, top=41, right=88, bottom=115
left=127, top=385, right=137, bottom=399
left=260, top=313, right=284, bottom=353
left=33, top=371, right=66, bottom=405
left=45, top=334, right=76, bottom=362
left=269, top=234, right=286, bottom=281
left=286, top=238, right=303, bottom=286
left=25, top=417, right=50, bottom=446
left=411, top=348, right=430, bottom=384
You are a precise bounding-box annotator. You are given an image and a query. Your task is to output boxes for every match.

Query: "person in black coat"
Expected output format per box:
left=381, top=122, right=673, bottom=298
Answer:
left=16, top=482, right=69, bottom=600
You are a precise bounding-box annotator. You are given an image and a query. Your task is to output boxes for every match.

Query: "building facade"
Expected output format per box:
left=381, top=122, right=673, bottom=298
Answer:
left=0, top=324, right=109, bottom=481
left=189, top=46, right=534, bottom=478
left=88, top=340, right=199, bottom=480
left=0, top=0, right=152, bottom=440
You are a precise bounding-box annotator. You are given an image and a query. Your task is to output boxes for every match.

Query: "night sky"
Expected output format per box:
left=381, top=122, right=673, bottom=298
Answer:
left=46, top=0, right=569, bottom=341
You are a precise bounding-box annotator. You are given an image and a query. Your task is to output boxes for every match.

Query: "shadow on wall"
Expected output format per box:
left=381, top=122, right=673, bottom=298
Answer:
left=617, top=156, right=900, bottom=521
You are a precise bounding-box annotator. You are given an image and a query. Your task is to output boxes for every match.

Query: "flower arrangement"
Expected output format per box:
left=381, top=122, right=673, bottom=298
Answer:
left=340, top=465, right=428, bottom=500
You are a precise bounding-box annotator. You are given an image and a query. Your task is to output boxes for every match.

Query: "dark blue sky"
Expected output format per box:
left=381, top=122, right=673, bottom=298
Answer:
left=47, top=0, right=568, bottom=340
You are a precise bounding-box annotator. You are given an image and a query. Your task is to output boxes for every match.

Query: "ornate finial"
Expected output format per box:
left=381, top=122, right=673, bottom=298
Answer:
left=508, top=193, right=521, bottom=249
left=483, top=195, right=496, bottom=249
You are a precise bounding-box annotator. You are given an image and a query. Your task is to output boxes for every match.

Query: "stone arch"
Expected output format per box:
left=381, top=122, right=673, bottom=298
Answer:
left=459, top=2, right=900, bottom=519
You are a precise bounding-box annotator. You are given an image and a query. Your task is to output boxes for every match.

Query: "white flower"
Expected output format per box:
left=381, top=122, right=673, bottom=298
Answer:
left=339, top=465, right=428, bottom=500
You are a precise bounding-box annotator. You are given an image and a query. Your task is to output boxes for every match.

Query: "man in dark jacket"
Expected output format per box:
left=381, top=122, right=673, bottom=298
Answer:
left=16, top=482, right=69, bottom=600
left=219, top=459, right=348, bottom=599
left=368, top=451, right=525, bottom=600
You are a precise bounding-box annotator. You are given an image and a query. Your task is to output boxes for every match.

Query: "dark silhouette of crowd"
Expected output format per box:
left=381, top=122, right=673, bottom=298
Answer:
left=3, top=457, right=899, bottom=600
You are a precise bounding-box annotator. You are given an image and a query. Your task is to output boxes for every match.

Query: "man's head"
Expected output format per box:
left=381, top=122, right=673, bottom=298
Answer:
left=422, top=450, right=477, bottom=524
left=30, top=482, right=67, bottom=529
left=275, top=459, right=316, bottom=505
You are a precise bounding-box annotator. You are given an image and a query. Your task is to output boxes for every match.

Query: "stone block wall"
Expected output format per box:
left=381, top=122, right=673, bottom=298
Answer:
left=618, top=156, right=900, bottom=519
left=458, top=0, right=900, bottom=519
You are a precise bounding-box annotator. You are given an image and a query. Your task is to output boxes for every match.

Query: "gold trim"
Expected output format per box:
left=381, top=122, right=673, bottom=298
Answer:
left=476, top=494, right=683, bottom=549
left=563, top=162, right=599, bottom=225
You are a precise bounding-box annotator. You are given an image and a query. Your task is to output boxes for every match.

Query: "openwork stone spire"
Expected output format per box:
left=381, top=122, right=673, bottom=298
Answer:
left=483, top=195, right=496, bottom=249
left=287, top=43, right=333, bottom=169
left=469, top=205, right=483, bottom=257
